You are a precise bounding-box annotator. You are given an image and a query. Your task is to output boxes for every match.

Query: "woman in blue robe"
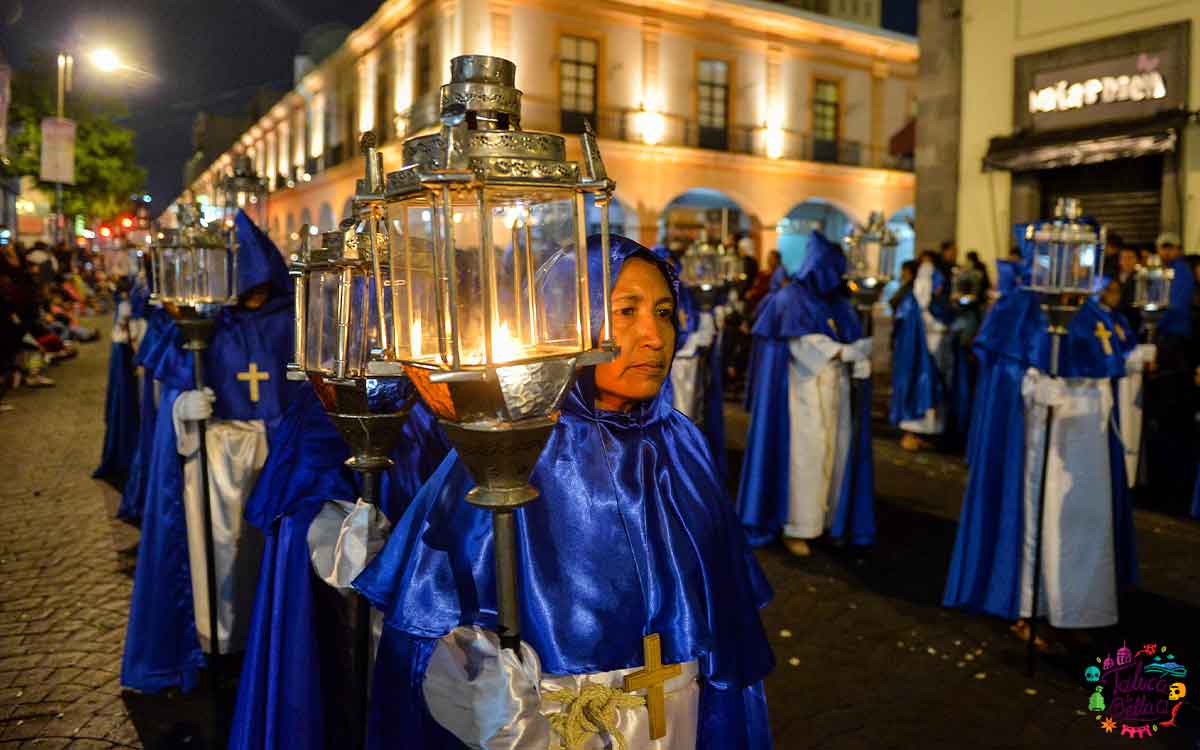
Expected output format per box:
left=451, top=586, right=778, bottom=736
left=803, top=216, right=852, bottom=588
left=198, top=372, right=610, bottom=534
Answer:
left=355, top=235, right=774, bottom=750
left=889, top=252, right=952, bottom=451
left=943, top=288, right=1138, bottom=638
left=735, top=231, right=874, bottom=554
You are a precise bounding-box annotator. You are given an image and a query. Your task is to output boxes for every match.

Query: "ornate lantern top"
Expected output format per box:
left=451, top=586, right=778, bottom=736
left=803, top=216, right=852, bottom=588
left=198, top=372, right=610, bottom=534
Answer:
left=1025, top=197, right=1103, bottom=332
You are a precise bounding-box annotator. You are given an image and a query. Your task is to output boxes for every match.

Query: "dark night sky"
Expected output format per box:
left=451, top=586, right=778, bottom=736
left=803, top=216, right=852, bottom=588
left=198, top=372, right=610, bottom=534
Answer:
left=1, top=0, right=917, bottom=217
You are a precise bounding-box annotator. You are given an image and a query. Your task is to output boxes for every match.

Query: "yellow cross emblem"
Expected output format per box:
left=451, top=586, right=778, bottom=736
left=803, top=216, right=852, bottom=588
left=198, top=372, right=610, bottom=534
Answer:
left=1094, top=321, right=1113, bottom=357
left=623, top=633, right=682, bottom=740
left=237, top=362, right=270, bottom=402
left=827, top=318, right=838, bottom=336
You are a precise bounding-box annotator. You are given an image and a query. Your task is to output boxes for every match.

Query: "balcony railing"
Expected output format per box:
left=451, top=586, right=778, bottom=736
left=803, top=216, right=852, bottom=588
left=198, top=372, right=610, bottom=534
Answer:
left=261, top=95, right=911, bottom=195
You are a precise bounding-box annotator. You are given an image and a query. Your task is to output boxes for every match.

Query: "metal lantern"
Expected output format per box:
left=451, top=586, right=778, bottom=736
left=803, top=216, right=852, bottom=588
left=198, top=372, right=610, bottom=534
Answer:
left=152, top=201, right=237, bottom=319
left=1132, top=253, right=1174, bottom=339
left=219, top=154, right=270, bottom=230
left=843, top=210, right=897, bottom=330
left=288, top=134, right=411, bottom=474
left=1025, top=197, right=1102, bottom=332
left=679, top=231, right=731, bottom=309
left=373, top=54, right=615, bottom=651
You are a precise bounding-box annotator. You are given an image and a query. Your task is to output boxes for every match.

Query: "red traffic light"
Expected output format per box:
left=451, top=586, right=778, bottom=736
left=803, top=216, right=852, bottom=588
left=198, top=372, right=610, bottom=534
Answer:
left=120, top=216, right=134, bottom=229
left=99, top=226, right=112, bottom=238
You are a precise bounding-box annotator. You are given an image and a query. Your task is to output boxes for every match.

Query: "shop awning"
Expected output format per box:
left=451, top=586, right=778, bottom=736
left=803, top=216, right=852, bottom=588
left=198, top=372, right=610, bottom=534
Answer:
left=982, top=109, right=1190, bottom=172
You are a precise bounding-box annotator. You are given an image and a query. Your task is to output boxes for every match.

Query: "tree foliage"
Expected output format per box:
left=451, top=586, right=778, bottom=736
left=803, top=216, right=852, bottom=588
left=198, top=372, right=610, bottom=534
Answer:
left=2, top=52, right=147, bottom=224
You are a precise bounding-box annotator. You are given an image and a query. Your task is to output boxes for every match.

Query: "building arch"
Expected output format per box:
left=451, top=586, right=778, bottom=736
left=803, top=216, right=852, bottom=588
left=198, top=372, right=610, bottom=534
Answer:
left=776, top=198, right=857, bottom=271
left=659, top=188, right=752, bottom=249
left=887, top=205, right=916, bottom=279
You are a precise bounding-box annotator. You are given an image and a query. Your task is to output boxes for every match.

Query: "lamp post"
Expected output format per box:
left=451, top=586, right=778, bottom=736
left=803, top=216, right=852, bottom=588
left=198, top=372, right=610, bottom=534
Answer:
left=843, top=211, right=896, bottom=336
left=287, top=133, right=414, bottom=749
left=371, top=54, right=615, bottom=653
left=1023, top=196, right=1101, bottom=676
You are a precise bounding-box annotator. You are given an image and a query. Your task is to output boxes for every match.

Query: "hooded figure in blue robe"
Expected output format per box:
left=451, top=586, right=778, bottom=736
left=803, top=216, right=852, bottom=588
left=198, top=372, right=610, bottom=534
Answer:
left=94, top=280, right=145, bottom=486
left=354, top=235, right=774, bottom=750
left=228, top=376, right=450, bottom=750
left=942, top=288, right=1138, bottom=630
left=889, top=253, right=952, bottom=447
left=736, top=231, right=875, bottom=553
left=1097, top=278, right=1155, bottom=488
left=121, top=211, right=300, bottom=692
left=116, top=305, right=174, bottom=523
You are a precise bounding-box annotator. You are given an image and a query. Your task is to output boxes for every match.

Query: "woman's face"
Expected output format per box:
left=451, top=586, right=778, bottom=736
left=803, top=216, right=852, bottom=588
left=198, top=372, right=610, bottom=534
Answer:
left=593, top=257, right=676, bottom=412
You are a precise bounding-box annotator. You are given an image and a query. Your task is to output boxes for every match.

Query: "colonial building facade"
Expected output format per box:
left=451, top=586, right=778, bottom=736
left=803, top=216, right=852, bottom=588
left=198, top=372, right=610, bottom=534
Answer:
left=173, top=0, right=917, bottom=258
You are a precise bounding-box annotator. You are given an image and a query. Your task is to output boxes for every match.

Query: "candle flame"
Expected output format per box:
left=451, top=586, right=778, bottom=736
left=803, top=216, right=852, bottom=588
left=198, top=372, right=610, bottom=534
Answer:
left=492, top=321, right=524, bottom=363
left=410, top=318, right=422, bottom=358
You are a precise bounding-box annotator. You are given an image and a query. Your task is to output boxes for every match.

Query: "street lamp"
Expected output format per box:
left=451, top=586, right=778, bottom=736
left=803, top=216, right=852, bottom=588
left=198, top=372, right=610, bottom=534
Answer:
left=843, top=211, right=897, bottom=334
left=372, top=54, right=615, bottom=652
left=1022, top=196, right=1102, bottom=676
left=90, top=48, right=121, bottom=73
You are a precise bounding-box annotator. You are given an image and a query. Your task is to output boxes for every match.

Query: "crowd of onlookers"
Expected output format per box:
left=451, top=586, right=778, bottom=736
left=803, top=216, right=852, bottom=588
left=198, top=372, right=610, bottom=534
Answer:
left=0, top=240, right=110, bottom=412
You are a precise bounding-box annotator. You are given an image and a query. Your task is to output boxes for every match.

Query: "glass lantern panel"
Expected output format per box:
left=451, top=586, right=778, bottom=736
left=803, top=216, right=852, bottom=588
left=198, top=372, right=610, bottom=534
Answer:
left=386, top=198, right=440, bottom=363
left=345, top=269, right=391, bottom=376
left=484, top=187, right=581, bottom=364
left=305, top=269, right=342, bottom=373
left=439, top=193, right=487, bottom=366
left=193, top=247, right=234, bottom=304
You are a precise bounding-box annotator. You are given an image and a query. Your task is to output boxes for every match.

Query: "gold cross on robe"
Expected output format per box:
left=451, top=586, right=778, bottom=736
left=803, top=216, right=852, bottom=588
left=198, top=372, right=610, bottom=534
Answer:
left=1093, top=321, right=1114, bottom=357
left=237, top=362, right=270, bottom=402
left=827, top=318, right=838, bottom=336
left=623, top=633, right=682, bottom=740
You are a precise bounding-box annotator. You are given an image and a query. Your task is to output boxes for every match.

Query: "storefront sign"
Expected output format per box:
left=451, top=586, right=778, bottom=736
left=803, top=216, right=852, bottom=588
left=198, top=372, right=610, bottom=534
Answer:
left=1025, top=51, right=1176, bottom=130
left=1029, top=53, right=1166, bottom=114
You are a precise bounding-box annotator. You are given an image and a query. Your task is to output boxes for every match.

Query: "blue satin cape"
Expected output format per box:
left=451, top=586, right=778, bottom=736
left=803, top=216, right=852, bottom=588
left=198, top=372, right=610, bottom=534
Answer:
left=229, top=381, right=450, bottom=750
left=735, top=231, right=875, bottom=547
left=355, top=235, right=774, bottom=750
left=888, top=276, right=949, bottom=426
left=942, top=290, right=1139, bottom=620
left=117, top=307, right=174, bottom=523
left=94, top=296, right=140, bottom=486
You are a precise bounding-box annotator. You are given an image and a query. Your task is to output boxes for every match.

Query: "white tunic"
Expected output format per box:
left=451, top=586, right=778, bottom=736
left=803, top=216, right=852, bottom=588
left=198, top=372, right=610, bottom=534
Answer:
left=539, top=661, right=701, bottom=750
left=173, top=409, right=268, bottom=653
left=899, top=262, right=950, bottom=435
left=1017, top=370, right=1118, bottom=628
left=784, top=334, right=871, bottom=540
left=670, top=312, right=716, bottom=422
left=1116, top=344, right=1155, bottom=487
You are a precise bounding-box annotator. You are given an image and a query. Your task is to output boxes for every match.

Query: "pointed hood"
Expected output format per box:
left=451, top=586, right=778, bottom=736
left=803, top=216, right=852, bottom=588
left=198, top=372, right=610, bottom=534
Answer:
left=235, top=209, right=293, bottom=300
left=793, top=231, right=846, bottom=297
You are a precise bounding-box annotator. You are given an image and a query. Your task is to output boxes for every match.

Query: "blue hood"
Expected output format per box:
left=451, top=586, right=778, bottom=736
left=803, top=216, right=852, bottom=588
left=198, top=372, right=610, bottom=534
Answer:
left=794, top=231, right=846, bottom=298
left=235, top=209, right=293, bottom=300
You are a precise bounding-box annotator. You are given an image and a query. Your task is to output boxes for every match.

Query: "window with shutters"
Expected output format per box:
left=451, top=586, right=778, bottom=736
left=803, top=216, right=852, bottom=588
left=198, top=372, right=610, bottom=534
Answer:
left=559, top=35, right=598, bottom=134
left=697, top=59, right=729, bottom=150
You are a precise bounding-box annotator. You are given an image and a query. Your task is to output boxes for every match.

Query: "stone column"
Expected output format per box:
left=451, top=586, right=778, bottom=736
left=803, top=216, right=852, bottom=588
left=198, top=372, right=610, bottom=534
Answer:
left=915, top=0, right=962, bottom=254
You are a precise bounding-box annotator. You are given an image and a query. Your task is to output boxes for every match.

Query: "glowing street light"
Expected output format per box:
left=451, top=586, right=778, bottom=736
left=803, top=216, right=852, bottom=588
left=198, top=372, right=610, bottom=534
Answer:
left=90, top=48, right=121, bottom=73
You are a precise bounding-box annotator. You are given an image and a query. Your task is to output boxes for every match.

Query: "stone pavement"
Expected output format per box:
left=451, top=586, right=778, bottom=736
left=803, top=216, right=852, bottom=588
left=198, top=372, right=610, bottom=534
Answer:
left=0, top=330, right=1198, bottom=749
left=0, top=325, right=212, bottom=750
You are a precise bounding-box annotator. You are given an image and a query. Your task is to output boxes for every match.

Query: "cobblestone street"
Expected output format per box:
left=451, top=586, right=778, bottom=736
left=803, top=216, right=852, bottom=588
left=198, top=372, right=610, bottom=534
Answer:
left=0, top=330, right=1198, bottom=749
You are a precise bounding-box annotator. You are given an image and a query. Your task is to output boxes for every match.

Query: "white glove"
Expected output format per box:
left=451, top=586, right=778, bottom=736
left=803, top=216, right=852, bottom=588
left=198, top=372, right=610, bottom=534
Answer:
left=176, top=388, right=215, bottom=421
left=1022, top=369, right=1068, bottom=407
left=1127, top=344, right=1156, bottom=374
left=423, top=625, right=550, bottom=750
left=307, top=499, right=392, bottom=592
left=839, top=338, right=872, bottom=379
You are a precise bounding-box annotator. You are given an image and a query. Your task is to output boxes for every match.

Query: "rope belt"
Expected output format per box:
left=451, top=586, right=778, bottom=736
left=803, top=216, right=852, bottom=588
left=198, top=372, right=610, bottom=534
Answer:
left=544, top=682, right=646, bottom=750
